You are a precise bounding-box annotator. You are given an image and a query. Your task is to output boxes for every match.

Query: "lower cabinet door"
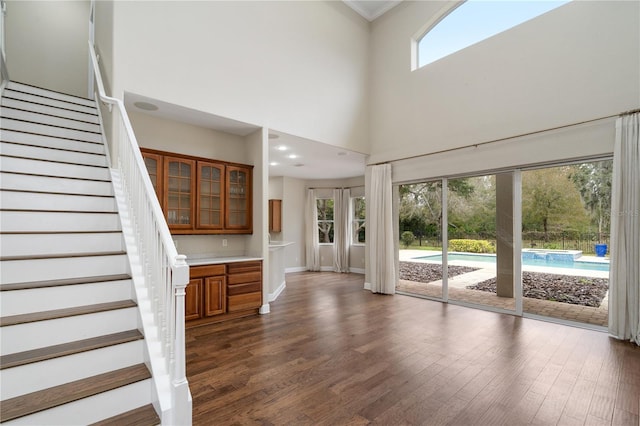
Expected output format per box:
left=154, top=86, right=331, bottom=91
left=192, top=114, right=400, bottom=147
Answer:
left=185, top=279, right=203, bottom=321
left=204, top=276, right=226, bottom=316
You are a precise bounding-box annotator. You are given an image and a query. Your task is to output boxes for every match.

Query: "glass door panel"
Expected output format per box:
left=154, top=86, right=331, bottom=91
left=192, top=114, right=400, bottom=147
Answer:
left=447, top=174, right=516, bottom=312
left=521, top=161, right=611, bottom=327
left=164, top=157, right=194, bottom=229
left=397, top=181, right=444, bottom=299
left=225, top=166, right=250, bottom=229
left=197, top=162, right=224, bottom=229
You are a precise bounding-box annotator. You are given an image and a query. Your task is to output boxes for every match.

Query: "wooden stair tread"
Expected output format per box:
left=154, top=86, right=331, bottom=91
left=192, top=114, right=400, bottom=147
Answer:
left=89, top=404, right=160, bottom=426
left=0, top=250, right=126, bottom=262
left=0, top=364, right=151, bottom=423
left=0, top=153, right=108, bottom=167
left=8, top=81, right=96, bottom=104
left=0, top=300, right=137, bottom=327
left=0, top=330, right=143, bottom=370
left=0, top=273, right=131, bottom=291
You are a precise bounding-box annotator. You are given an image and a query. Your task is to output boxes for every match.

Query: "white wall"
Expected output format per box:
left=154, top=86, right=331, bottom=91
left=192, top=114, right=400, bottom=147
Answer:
left=5, top=0, right=90, bottom=97
left=369, top=0, right=640, bottom=166
left=110, top=1, right=370, bottom=155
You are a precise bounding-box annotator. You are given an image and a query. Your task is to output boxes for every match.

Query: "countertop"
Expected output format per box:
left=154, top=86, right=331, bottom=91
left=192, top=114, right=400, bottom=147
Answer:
left=186, top=254, right=263, bottom=266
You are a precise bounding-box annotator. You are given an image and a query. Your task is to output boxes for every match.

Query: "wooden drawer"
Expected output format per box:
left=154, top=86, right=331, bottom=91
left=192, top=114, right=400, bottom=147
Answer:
left=227, top=292, right=261, bottom=312
left=190, top=264, right=225, bottom=278
left=227, top=271, right=261, bottom=285
left=227, top=261, right=261, bottom=275
left=227, top=282, right=261, bottom=296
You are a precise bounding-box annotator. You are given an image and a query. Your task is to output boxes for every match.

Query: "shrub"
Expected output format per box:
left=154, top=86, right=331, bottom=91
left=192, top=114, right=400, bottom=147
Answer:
left=401, top=231, right=415, bottom=248
left=449, top=239, right=495, bottom=253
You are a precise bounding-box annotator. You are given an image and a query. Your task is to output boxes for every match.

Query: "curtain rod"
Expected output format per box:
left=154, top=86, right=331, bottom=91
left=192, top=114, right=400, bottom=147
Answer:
left=620, top=108, right=640, bottom=116
left=369, top=111, right=627, bottom=167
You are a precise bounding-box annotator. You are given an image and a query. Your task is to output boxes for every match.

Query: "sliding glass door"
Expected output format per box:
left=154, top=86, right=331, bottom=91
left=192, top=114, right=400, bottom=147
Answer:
left=520, top=161, right=611, bottom=327
left=397, top=181, right=444, bottom=300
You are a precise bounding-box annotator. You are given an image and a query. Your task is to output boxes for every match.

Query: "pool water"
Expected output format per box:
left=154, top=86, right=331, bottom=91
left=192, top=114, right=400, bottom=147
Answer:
left=413, top=253, right=610, bottom=272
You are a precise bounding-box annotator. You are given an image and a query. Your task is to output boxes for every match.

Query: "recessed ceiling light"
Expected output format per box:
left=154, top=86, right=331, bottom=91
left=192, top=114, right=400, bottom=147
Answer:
left=269, top=162, right=279, bottom=166
left=294, top=163, right=305, bottom=167
left=268, top=133, right=280, bottom=139
left=276, top=145, right=288, bottom=151
left=338, top=151, right=347, bottom=156
left=288, top=154, right=298, bottom=159
left=133, top=101, right=159, bottom=111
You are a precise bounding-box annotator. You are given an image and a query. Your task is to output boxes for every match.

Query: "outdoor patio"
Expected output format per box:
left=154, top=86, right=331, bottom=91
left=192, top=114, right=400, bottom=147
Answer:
left=397, top=250, right=609, bottom=327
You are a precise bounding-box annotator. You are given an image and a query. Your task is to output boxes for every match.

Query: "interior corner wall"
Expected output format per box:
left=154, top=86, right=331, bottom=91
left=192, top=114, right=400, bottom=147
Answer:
left=5, top=0, right=90, bottom=98
left=281, top=177, right=306, bottom=270
left=110, top=1, right=370, bottom=154
left=369, top=0, right=640, bottom=166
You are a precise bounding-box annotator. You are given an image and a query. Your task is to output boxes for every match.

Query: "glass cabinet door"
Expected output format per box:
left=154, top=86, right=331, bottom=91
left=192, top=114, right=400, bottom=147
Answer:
left=197, top=162, right=224, bottom=229
left=142, top=152, right=163, bottom=201
left=225, top=166, right=251, bottom=229
left=164, top=156, right=195, bottom=229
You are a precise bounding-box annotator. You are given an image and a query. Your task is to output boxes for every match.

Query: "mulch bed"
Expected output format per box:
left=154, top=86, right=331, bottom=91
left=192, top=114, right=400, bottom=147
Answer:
left=468, top=272, right=609, bottom=308
left=399, top=261, right=608, bottom=308
left=399, top=261, right=478, bottom=282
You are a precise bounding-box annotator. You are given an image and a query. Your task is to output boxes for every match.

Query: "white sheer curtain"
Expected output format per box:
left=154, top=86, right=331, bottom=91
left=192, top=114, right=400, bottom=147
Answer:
left=366, top=164, right=396, bottom=294
left=609, top=112, right=640, bottom=345
left=333, top=188, right=351, bottom=273
left=305, top=188, right=320, bottom=271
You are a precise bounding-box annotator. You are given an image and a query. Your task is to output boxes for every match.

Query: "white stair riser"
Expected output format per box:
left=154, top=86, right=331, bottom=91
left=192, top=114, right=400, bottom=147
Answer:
left=0, top=156, right=110, bottom=180
left=0, top=173, right=114, bottom=196
left=1, top=232, right=125, bottom=258
left=6, top=82, right=96, bottom=108
left=0, top=191, right=117, bottom=212
left=1, top=379, right=153, bottom=426
left=1, top=90, right=97, bottom=115
left=0, top=107, right=101, bottom=133
left=0, top=340, right=144, bottom=399
left=0, top=307, right=138, bottom=355
left=0, top=211, right=121, bottom=232
left=0, top=118, right=102, bottom=143
left=0, top=279, right=133, bottom=316
left=0, top=142, right=107, bottom=167
left=1, top=255, right=130, bottom=285
left=0, top=129, right=105, bottom=154
left=1, top=97, right=99, bottom=124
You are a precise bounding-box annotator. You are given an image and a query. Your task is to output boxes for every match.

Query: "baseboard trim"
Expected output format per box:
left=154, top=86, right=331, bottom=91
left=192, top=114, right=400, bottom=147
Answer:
left=268, top=281, right=286, bottom=302
left=349, top=267, right=365, bottom=275
left=285, top=266, right=307, bottom=273
left=320, top=266, right=333, bottom=272
left=364, top=282, right=372, bottom=290
left=259, top=304, right=270, bottom=314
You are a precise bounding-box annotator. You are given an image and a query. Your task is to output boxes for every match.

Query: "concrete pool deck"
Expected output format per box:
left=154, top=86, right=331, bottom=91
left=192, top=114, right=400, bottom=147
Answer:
left=398, top=250, right=609, bottom=327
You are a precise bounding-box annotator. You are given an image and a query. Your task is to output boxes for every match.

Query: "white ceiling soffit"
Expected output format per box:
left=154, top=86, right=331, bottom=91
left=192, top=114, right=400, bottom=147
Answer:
left=124, top=92, right=260, bottom=137
left=124, top=93, right=366, bottom=180
left=268, top=131, right=366, bottom=180
left=343, top=0, right=403, bottom=21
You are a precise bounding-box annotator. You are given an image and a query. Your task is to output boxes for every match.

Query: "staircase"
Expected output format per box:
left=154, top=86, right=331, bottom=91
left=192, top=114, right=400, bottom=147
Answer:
left=0, top=82, right=160, bottom=425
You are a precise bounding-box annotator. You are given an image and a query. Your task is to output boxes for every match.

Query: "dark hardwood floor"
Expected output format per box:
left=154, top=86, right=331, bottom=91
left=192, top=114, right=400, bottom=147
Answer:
left=186, top=272, right=640, bottom=425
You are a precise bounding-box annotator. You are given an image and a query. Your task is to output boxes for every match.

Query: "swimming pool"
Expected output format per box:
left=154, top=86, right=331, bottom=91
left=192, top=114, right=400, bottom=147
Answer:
left=413, top=253, right=610, bottom=272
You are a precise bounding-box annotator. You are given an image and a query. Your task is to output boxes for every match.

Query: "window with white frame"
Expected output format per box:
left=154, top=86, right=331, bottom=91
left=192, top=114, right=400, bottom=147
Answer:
left=317, top=198, right=334, bottom=244
left=416, top=0, right=569, bottom=68
left=352, top=197, right=365, bottom=244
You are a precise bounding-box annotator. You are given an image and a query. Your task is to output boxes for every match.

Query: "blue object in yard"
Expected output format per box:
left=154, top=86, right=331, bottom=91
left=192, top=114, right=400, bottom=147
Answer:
left=595, top=244, right=607, bottom=257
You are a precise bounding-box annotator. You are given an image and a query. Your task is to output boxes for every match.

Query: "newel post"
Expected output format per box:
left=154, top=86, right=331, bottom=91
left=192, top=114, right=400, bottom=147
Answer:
left=171, top=254, right=192, bottom=425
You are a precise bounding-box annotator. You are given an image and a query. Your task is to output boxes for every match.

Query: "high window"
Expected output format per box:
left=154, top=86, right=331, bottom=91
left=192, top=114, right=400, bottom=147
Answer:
left=352, top=197, right=366, bottom=244
left=317, top=198, right=334, bottom=244
left=417, top=0, right=569, bottom=68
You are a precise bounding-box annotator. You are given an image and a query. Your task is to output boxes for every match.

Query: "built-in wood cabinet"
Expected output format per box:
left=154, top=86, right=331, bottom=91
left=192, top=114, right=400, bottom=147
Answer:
left=141, top=149, right=252, bottom=234
left=269, top=199, right=282, bottom=233
left=186, top=261, right=262, bottom=327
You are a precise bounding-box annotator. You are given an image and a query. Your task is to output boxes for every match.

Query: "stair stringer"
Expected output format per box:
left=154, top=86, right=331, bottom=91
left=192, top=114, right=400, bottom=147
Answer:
left=108, top=168, right=177, bottom=424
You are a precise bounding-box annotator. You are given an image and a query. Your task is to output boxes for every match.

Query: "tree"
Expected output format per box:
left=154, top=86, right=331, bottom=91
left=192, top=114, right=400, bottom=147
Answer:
left=569, top=160, right=612, bottom=241
left=522, top=167, right=590, bottom=240
left=317, top=198, right=334, bottom=243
